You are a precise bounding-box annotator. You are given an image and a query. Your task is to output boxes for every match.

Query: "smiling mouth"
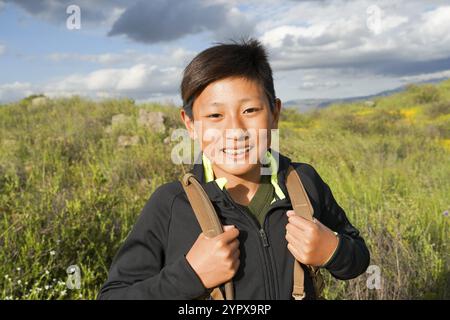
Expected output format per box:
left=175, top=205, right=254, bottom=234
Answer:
left=221, top=145, right=253, bottom=156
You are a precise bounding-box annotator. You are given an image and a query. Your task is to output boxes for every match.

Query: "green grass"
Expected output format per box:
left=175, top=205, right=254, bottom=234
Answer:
left=1, top=80, right=449, bottom=300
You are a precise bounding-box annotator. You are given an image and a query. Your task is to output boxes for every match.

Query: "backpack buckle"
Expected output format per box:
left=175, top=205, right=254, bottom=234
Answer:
left=292, top=292, right=306, bottom=300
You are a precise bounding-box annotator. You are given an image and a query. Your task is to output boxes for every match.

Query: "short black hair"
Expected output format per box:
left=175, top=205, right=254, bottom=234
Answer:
left=180, top=37, right=276, bottom=119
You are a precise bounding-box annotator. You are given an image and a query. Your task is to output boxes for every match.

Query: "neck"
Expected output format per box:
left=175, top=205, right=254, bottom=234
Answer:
left=212, top=163, right=262, bottom=206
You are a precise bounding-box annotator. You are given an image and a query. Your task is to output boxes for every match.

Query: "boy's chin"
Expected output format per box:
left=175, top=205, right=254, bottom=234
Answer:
left=216, top=162, right=260, bottom=177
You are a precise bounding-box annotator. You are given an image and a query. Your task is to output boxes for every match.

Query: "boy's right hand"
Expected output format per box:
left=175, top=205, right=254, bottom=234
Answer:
left=186, top=225, right=240, bottom=289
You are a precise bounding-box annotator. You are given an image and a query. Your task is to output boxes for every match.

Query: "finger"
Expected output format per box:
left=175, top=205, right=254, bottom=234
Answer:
left=287, top=210, right=315, bottom=223
left=200, top=225, right=235, bottom=240
left=286, top=210, right=295, bottom=217
left=286, top=224, right=312, bottom=251
left=222, top=225, right=235, bottom=232
left=231, top=248, right=240, bottom=261
left=231, top=256, right=240, bottom=271
left=287, top=214, right=315, bottom=231
left=217, top=225, right=239, bottom=243
left=285, top=231, right=302, bottom=249
left=227, top=239, right=240, bottom=252
left=286, top=221, right=307, bottom=240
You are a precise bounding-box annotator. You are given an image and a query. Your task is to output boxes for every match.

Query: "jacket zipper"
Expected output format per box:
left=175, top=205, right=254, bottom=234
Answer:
left=259, top=226, right=277, bottom=300
left=263, top=196, right=299, bottom=299
left=222, top=188, right=277, bottom=299
left=259, top=229, right=269, bottom=247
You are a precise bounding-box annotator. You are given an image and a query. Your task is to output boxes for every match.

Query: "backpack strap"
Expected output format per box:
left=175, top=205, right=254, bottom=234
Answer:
left=181, top=172, right=234, bottom=300
left=286, top=165, right=324, bottom=299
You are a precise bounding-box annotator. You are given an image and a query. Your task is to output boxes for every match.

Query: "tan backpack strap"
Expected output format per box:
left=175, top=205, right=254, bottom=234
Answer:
left=286, top=165, right=314, bottom=221
left=181, top=173, right=234, bottom=300
left=210, top=287, right=225, bottom=300
left=286, top=165, right=316, bottom=300
left=292, top=261, right=306, bottom=300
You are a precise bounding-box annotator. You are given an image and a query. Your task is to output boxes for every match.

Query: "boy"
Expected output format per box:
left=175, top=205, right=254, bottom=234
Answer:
left=98, top=38, right=370, bottom=300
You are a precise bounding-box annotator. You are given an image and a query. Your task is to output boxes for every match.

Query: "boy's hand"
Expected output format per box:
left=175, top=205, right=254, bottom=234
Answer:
left=285, top=210, right=339, bottom=267
left=186, top=225, right=240, bottom=289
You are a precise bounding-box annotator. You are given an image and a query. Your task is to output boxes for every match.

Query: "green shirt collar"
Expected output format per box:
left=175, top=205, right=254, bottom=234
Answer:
left=202, top=150, right=286, bottom=202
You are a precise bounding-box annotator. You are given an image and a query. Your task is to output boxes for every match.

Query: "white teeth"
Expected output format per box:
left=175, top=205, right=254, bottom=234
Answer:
left=223, top=146, right=251, bottom=155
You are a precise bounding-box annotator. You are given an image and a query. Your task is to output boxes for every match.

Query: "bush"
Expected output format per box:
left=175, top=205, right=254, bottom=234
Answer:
left=424, top=101, right=450, bottom=118
left=407, top=84, right=442, bottom=104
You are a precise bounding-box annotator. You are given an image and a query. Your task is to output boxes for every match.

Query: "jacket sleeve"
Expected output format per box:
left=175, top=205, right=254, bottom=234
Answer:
left=309, top=165, right=370, bottom=280
left=97, top=184, right=209, bottom=300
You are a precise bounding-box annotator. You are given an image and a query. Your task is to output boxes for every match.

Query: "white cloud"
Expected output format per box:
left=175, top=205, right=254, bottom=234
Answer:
left=415, top=6, right=450, bottom=59
left=1, top=46, right=199, bottom=103
left=47, top=52, right=126, bottom=65
left=298, top=80, right=341, bottom=90
left=0, top=44, right=5, bottom=56
left=46, top=47, right=197, bottom=67
left=274, top=67, right=403, bottom=101
left=399, top=69, right=450, bottom=83
left=0, top=56, right=186, bottom=102
left=420, top=6, right=450, bottom=40
left=257, top=1, right=450, bottom=75
left=44, top=62, right=181, bottom=100
left=0, top=81, right=34, bottom=102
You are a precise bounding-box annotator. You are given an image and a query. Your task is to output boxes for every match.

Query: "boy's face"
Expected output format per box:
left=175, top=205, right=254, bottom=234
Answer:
left=181, top=76, right=281, bottom=177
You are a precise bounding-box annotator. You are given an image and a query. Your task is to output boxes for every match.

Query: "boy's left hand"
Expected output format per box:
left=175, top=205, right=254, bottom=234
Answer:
left=285, top=210, right=339, bottom=267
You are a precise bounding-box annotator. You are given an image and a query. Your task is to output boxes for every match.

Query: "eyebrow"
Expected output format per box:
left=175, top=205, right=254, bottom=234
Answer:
left=207, top=98, right=259, bottom=107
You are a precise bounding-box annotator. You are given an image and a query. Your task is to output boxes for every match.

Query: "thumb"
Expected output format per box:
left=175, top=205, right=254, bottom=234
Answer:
left=286, top=210, right=295, bottom=217
left=222, top=225, right=235, bottom=232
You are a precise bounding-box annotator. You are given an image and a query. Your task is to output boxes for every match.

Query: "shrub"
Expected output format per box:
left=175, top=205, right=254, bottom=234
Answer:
left=407, top=84, right=441, bottom=104
left=424, top=101, right=450, bottom=118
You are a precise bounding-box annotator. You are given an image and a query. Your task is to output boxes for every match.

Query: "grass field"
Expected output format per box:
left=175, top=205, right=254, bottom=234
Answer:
left=0, top=81, right=449, bottom=299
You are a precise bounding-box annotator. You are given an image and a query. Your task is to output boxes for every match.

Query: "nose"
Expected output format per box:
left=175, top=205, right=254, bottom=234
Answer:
left=224, top=116, right=249, bottom=145
left=228, top=115, right=246, bottom=134
left=226, top=128, right=248, bottom=141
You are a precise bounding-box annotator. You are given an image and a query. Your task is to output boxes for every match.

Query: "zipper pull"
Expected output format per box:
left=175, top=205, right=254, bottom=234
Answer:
left=259, top=229, right=270, bottom=247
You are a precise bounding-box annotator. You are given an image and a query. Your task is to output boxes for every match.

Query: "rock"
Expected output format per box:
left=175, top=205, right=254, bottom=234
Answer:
left=117, top=135, right=139, bottom=147
left=138, top=109, right=165, bottom=133
left=364, top=100, right=376, bottom=107
left=31, top=96, right=50, bottom=107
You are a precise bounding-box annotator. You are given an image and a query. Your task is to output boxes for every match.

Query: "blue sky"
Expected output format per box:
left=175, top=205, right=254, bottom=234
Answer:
left=1, top=0, right=450, bottom=104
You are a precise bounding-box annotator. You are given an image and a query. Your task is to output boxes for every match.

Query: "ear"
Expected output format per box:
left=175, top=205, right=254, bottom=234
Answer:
left=271, top=98, right=281, bottom=129
left=180, top=108, right=196, bottom=140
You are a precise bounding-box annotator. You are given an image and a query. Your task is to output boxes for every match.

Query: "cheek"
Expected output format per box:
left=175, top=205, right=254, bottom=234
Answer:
left=199, top=126, right=223, bottom=158
left=252, top=122, right=272, bottom=151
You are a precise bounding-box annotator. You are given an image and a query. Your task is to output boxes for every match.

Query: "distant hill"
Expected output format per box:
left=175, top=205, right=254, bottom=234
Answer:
left=284, top=77, right=449, bottom=112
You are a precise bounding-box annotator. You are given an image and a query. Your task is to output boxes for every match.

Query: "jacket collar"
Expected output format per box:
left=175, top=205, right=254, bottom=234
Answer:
left=189, top=149, right=293, bottom=205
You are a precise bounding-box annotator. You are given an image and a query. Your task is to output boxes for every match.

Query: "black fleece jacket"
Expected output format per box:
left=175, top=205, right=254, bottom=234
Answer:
left=97, top=151, right=370, bottom=300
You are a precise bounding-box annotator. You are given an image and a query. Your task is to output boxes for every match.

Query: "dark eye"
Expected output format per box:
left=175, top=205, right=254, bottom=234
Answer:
left=207, top=113, right=222, bottom=118
left=244, top=107, right=260, bottom=114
